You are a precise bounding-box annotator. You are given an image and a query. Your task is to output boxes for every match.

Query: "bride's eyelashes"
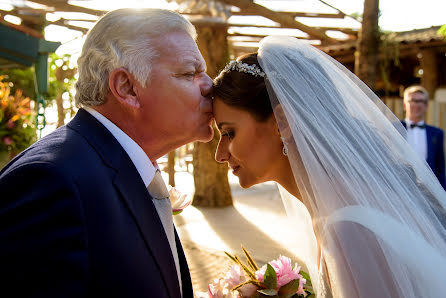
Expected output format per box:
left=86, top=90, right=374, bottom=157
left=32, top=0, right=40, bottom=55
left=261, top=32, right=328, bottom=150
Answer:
left=221, top=130, right=235, bottom=140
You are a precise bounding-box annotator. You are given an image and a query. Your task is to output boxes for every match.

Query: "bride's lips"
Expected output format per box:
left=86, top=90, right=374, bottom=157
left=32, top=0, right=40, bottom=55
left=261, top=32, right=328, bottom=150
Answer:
left=230, top=165, right=240, bottom=175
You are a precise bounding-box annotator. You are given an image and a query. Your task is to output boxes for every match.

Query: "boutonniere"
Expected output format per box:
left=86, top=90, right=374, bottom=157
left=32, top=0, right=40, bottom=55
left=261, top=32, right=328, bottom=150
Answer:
left=168, top=186, right=192, bottom=215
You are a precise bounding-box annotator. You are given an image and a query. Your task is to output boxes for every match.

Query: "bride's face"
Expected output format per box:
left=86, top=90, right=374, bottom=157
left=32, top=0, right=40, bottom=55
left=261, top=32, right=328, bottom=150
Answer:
left=214, top=98, right=285, bottom=188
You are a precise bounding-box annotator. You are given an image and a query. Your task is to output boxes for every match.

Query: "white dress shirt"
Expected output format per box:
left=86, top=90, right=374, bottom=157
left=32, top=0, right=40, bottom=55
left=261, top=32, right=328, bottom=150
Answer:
left=84, top=107, right=182, bottom=296
left=406, top=118, right=427, bottom=160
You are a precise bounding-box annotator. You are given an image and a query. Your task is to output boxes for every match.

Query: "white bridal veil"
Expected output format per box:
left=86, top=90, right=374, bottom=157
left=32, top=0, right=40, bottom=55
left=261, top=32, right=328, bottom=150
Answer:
left=258, top=36, right=446, bottom=298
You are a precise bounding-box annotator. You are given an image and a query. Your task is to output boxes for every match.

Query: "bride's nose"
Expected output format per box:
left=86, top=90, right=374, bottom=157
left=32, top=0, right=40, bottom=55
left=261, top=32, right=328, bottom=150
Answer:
left=215, top=139, right=229, bottom=163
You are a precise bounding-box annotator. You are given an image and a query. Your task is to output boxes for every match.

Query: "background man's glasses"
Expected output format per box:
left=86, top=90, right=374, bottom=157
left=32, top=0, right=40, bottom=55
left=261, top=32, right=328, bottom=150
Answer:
left=408, top=99, right=427, bottom=104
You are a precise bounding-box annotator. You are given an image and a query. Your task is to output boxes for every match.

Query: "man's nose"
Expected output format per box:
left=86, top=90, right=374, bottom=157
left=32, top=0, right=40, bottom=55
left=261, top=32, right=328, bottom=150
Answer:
left=200, top=73, right=213, bottom=97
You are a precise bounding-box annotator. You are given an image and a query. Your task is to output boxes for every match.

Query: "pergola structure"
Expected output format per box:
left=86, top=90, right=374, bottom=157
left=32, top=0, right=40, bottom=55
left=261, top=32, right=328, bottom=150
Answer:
left=0, top=0, right=361, bottom=56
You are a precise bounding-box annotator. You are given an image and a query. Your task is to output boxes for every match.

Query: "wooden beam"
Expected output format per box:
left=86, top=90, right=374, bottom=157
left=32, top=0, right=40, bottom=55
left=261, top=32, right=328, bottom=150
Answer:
left=228, top=33, right=263, bottom=39
left=228, top=32, right=310, bottom=39
left=1, top=8, right=91, bottom=34
left=228, top=23, right=358, bottom=36
left=49, top=19, right=89, bottom=34
left=28, top=0, right=106, bottom=16
left=231, top=11, right=345, bottom=19
left=188, top=15, right=228, bottom=27
left=228, top=23, right=281, bottom=28
left=55, top=18, right=97, bottom=22
left=219, top=0, right=335, bottom=43
left=0, top=9, right=42, bottom=25
left=315, top=27, right=358, bottom=35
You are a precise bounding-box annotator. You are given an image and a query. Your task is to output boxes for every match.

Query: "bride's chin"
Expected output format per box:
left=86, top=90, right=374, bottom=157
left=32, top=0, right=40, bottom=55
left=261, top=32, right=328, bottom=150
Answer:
left=238, top=178, right=256, bottom=189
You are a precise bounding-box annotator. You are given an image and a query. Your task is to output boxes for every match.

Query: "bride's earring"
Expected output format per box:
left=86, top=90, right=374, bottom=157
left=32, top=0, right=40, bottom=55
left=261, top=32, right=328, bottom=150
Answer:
left=281, top=137, right=288, bottom=156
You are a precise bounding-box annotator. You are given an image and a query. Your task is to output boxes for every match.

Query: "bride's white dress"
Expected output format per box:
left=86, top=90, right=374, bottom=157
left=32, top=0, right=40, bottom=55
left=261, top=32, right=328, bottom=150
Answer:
left=259, top=36, right=446, bottom=297
left=282, top=185, right=446, bottom=297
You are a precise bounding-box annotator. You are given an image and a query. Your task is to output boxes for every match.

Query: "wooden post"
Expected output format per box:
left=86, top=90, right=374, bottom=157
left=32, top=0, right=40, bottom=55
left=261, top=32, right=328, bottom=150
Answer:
left=420, top=48, right=438, bottom=123
left=168, top=150, right=176, bottom=187
left=192, top=24, right=233, bottom=207
left=354, top=0, right=380, bottom=90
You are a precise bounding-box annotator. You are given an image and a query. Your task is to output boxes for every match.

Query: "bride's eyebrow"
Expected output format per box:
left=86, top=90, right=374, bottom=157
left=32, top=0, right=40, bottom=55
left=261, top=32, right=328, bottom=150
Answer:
left=217, top=122, right=234, bottom=129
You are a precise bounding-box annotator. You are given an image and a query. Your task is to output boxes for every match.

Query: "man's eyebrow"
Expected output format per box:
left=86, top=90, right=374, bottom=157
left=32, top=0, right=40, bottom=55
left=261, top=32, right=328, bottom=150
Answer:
left=180, top=58, right=206, bottom=71
left=217, top=122, right=234, bottom=129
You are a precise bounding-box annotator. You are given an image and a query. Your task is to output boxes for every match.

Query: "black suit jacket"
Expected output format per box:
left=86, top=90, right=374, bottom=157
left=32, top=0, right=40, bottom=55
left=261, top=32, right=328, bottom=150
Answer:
left=402, top=121, right=445, bottom=189
left=0, top=109, right=193, bottom=297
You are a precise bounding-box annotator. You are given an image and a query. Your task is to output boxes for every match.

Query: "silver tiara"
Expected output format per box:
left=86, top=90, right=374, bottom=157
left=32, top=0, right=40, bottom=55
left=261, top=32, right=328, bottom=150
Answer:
left=223, top=60, right=266, bottom=77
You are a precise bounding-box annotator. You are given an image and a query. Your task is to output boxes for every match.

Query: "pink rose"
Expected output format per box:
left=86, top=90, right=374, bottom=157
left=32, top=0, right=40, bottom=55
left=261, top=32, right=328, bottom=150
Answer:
left=208, top=277, right=237, bottom=298
left=168, top=186, right=192, bottom=215
left=6, top=119, right=15, bottom=129
left=224, top=265, right=246, bottom=288
left=3, top=136, right=13, bottom=145
left=255, top=256, right=306, bottom=295
left=207, top=265, right=249, bottom=298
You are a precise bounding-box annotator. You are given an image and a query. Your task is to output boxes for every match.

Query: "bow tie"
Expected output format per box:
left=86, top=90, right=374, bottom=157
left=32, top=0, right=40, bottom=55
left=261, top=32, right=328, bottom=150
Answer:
left=410, top=123, right=425, bottom=129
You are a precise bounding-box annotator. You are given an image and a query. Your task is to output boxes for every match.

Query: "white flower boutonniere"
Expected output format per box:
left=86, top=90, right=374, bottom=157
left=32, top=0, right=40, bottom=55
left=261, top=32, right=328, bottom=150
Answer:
left=168, top=186, right=192, bottom=215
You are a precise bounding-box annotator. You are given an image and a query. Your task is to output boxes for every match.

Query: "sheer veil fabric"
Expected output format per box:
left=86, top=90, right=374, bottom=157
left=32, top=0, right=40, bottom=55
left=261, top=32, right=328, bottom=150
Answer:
left=258, top=36, right=446, bottom=297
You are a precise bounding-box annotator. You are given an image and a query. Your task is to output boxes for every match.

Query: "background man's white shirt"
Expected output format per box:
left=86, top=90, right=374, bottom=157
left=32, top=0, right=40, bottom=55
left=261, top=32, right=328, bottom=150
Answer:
left=406, top=118, right=427, bottom=160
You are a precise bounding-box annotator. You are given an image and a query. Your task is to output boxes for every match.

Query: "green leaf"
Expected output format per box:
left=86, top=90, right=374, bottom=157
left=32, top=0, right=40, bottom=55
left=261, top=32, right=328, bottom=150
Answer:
left=278, top=279, right=300, bottom=298
left=258, top=288, right=278, bottom=296
left=264, top=264, right=277, bottom=290
left=306, top=294, right=316, bottom=298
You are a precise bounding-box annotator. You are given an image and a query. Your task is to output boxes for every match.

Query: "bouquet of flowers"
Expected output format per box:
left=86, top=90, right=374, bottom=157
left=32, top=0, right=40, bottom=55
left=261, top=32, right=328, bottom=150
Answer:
left=206, top=247, right=314, bottom=298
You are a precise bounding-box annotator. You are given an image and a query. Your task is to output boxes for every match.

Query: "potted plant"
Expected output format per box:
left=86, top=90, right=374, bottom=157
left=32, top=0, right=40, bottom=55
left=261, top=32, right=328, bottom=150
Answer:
left=0, top=76, right=37, bottom=168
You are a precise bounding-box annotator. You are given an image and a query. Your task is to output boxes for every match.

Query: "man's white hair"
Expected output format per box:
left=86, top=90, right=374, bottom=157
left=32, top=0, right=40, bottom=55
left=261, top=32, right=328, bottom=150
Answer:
left=75, top=8, right=197, bottom=107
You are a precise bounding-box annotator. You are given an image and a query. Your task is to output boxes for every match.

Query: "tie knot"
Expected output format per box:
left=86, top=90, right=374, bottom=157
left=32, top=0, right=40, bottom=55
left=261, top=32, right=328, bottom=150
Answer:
left=410, top=123, right=425, bottom=129
left=147, top=170, right=169, bottom=200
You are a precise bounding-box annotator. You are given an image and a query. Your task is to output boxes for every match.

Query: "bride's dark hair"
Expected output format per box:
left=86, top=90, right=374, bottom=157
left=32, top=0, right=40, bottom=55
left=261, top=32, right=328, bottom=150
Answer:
left=213, top=53, right=273, bottom=122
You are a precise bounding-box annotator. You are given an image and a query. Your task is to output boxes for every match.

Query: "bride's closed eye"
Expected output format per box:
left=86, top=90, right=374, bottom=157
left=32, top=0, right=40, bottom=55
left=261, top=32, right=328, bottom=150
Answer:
left=221, top=130, right=235, bottom=140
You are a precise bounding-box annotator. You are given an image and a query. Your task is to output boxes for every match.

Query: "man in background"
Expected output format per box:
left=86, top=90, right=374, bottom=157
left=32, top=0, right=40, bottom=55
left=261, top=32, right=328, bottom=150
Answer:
left=402, top=85, right=445, bottom=189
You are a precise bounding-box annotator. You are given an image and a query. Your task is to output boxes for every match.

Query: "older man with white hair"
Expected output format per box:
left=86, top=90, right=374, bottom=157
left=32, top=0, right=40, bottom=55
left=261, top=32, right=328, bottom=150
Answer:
left=0, top=8, right=213, bottom=298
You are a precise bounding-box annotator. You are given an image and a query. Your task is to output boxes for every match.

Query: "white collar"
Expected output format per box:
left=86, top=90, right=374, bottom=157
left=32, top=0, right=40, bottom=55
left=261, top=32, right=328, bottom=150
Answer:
left=84, top=107, right=156, bottom=187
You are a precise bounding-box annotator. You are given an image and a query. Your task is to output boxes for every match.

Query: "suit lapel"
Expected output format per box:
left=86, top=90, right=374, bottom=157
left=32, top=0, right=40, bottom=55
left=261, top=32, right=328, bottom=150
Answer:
left=114, top=161, right=181, bottom=298
left=425, top=125, right=434, bottom=166
left=175, top=228, right=193, bottom=297
left=68, top=109, right=181, bottom=298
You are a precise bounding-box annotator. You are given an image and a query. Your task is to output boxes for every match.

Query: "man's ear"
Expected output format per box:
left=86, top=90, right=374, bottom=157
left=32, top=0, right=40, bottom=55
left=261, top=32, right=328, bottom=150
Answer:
left=108, top=68, right=140, bottom=108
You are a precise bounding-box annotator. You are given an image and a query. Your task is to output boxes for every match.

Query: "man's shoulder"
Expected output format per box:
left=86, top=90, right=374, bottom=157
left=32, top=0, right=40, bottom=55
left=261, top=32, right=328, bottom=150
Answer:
left=426, top=124, right=444, bottom=134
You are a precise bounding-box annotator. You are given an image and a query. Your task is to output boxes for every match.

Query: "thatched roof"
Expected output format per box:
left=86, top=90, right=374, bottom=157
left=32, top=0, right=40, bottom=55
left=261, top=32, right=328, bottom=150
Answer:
left=319, top=26, right=446, bottom=63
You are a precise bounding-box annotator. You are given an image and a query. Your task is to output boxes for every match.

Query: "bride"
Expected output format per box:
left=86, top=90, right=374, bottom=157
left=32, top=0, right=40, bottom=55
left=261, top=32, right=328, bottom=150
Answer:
left=212, top=36, right=446, bottom=297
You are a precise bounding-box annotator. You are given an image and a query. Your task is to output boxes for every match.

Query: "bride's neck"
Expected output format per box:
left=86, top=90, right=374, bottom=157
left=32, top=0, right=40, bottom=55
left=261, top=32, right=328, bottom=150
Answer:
left=276, top=159, right=302, bottom=201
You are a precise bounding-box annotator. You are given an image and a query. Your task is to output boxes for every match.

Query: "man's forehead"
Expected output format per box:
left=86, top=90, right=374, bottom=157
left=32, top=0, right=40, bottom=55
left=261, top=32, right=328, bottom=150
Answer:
left=174, top=55, right=206, bottom=69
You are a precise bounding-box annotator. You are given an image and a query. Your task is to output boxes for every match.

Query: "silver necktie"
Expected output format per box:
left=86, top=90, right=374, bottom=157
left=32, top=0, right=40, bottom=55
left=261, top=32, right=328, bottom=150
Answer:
left=147, top=170, right=182, bottom=296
